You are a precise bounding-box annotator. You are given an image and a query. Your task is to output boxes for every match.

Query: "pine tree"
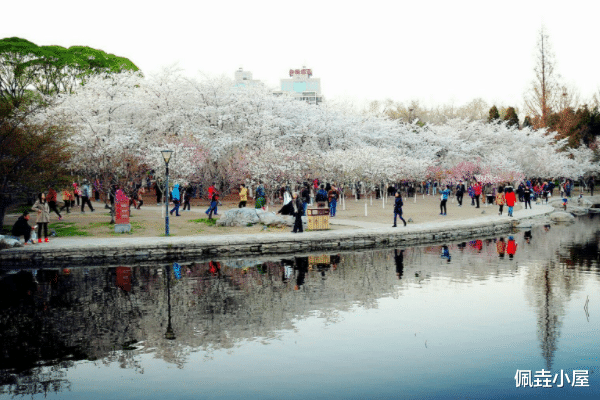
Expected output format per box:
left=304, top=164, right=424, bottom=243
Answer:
left=488, top=106, right=500, bottom=123
left=522, top=116, right=532, bottom=129
left=504, top=107, right=519, bottom=128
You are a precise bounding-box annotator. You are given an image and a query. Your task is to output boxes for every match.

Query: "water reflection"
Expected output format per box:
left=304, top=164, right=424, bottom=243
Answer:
left=0, top=216, right=599, bottom=398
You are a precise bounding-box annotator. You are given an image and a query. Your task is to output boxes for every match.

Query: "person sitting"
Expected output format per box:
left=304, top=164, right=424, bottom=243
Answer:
left=11, top=211, right=35, bottom=245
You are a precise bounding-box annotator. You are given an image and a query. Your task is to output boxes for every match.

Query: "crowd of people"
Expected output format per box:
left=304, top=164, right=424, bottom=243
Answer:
left=7, top=173, right=597, bottom=244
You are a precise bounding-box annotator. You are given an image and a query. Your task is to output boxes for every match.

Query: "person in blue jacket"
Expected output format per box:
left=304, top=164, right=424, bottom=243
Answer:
left=439, top=185, right=450, bottom=215
left=170, top=183, right=181, bottom=216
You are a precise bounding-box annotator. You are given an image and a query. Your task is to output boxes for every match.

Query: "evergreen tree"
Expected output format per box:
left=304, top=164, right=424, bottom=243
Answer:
left=488, top=106, right=500, bottom=123
left=504, top=107, right=519, bottom=128
left=522, top=116, right=533, bottom=129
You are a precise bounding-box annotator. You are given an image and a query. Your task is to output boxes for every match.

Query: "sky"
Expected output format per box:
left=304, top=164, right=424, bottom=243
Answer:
left=3, top=0, right=599, bottom=108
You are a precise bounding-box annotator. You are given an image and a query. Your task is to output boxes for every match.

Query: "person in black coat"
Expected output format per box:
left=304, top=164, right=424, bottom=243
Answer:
left=456, top=180, right=465, bottom=207
left=291, top=193, right=304, bottom=233
left=11, top=211, right=34, bottom=244
left=393, top=192, right=407, bottom=227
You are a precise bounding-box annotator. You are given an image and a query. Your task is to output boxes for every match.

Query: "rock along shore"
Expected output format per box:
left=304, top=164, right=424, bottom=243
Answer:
left=0, top=204, right=557, bottom=267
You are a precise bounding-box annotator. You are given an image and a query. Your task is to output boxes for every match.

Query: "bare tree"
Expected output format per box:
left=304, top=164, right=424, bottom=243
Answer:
left=524, top=26, right=561, bottom=127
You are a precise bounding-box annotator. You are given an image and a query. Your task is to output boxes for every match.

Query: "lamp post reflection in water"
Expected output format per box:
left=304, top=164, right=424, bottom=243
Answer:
left=164, top=264, right=176, bottom=340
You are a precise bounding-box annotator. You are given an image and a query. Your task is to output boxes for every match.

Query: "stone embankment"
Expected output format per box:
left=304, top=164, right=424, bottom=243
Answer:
left=0, top=204, right=558, bottom=267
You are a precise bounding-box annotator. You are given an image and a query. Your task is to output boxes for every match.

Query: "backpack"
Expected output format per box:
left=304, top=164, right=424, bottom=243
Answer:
left=316, top=189, right=327, bottom=202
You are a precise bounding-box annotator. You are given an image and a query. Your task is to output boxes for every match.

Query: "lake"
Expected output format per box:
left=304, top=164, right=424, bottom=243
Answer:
left=1, top=216, right=598, bottom=399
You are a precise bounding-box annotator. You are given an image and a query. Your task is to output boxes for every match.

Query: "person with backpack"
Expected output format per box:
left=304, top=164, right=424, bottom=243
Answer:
left=207, top=183, right=218, bottom=215
left=393, top=192, right=406, bottom=227
left=316, top=184, right=328, bottom=206
left=496, top=186, right=506, bottom=215
left=255, top=181, right=266, bottom=209
left=207, top=191, right=220, bottom=220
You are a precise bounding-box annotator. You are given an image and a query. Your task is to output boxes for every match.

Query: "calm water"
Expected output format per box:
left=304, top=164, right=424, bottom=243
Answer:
left=1, top=216, right=599, bottom=399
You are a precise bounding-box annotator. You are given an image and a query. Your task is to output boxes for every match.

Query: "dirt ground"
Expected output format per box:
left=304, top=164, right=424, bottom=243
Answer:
left=3, top=192, right=520, bottom=238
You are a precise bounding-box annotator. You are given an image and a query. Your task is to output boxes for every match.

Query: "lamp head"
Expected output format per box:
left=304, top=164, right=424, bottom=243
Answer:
left=161, top=150, right=173, bottom=164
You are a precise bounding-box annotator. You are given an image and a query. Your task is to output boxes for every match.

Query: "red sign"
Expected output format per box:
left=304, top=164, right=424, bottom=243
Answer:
left=116, top=267, right=132, bottom=292
left=289, top=68, right=312, bottom=77
left=115, top=189, right=130, bottom=224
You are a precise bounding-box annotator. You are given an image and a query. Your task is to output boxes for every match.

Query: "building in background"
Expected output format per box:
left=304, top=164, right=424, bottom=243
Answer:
left=233, top=68, right=262, bottom=88
left=274, top=67, right=323, bottom=105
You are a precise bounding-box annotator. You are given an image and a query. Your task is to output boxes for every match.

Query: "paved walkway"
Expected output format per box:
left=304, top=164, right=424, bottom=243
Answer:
left=3, top=203, right=554, bottom=252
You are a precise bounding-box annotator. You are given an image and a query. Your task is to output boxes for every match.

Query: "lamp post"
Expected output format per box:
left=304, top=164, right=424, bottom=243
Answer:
left=161, top=150, right=173, bottom=236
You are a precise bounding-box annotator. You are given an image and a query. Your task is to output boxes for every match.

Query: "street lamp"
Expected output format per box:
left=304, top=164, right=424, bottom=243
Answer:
left=161, top=150, right=173, bottom=236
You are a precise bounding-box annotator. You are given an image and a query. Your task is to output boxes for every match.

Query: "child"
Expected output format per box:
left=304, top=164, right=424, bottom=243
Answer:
left=562, top=197, right=568, bottom=211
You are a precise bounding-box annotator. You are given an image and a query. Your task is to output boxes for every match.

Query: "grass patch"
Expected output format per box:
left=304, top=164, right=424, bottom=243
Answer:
left=189, top=218, right=217, bottom=226
left=49, top=222, right=90, bottom=237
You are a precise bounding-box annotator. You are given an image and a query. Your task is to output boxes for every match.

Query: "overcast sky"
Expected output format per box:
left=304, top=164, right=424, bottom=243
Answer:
left=3, top=0, right=599, bottom=108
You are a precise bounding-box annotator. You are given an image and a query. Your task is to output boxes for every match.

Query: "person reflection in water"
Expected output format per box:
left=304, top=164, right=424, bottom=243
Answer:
left=441, top=245, right=451, bottom=262
left=209, top=261, right=221, bottom=277
left=294, top=256, right=309, bottom=290
left=496, top=237, right=506, bottom=258
left=507, top=236, right=518, bottom=259
left=524, top=230, right=532, bottom=244
left=394, top=249, right=404, bottom=280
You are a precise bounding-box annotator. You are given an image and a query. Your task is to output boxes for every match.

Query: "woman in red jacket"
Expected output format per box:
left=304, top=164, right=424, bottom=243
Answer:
left=504, top=187, right=516, bottom=217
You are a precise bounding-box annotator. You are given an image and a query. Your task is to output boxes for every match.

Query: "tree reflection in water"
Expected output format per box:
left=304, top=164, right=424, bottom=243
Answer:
left=0, top=216, right=598, bottom=397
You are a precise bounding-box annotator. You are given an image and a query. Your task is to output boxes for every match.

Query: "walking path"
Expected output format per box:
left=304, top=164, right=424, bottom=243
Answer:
left=0, top=199, right=557, bottom=266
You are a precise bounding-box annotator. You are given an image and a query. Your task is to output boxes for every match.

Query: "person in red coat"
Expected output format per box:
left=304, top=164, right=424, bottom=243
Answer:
left=504, top=187, right=516, bottom=217
left=473, top=180, right=482, bottom=208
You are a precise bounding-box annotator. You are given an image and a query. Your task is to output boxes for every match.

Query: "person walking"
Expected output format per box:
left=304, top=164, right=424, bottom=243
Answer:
left=505, top=187, right=516, bottom=217
left=439, top=185, right=450, bottom=216
left=93, top=178, right=101, bottom=201
left=291, top=192, right=304, bottom=233
left=32, top=192, right=51, bottom=243
left=473, top=180, right=482, bottom=208
left=46, top=186, right=62, bottom=220
left=255, top=181, right=266, bottom=210
left=301, top=184, right=310, bottom=215
left=73, top=182, right=81, bottom=206
left=182, top=184, right=193, bottom=211
left=155, top=179, right=163, bottom=205
left=136, top=186, right=145, bottom=209
left=456, top=180, right=465, bottom=207
left=208, top=183, right=218, bottom=215
left=207, top=191, right=220, bottom=220
left=523, top=185, right=532, bottom=209
left=328, top=184, right=338, bottom=217
left=59, top=187, right=73, bottom=214
left=170, top=183, right=181, bottom=216
left=392, top=192, right=406, bottom=227
left=238, top=183, right=248, bottom=208
left=80, top=180, right=95, bottom=212
left=496, top=187, right=505, bottom=215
